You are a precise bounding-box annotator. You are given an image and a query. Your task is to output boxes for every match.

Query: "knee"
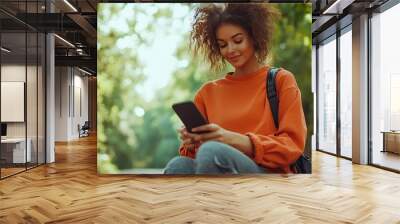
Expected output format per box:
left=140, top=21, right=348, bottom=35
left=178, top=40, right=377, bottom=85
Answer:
left=164, top=156, right=195, bottom=174
left=196, top=141, right=237, bottom=174
left=197, top=141, right=227, bottom=159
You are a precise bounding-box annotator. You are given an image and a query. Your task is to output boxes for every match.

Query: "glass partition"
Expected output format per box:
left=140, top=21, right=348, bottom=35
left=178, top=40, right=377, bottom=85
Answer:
left=27, top=30, right=38, bottom=169
left=0, top=0, right=46, bottom=179
left=38, top=31, right=45, bottom=165
left=1, top=30, right=28, bottom=178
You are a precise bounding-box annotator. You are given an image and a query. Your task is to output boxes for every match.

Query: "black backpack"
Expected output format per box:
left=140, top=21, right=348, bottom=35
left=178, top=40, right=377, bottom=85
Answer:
left=266, top=68, right=311, bottom=174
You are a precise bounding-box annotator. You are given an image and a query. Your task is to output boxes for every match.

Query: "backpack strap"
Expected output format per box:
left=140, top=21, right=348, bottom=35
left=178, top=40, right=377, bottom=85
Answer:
left=266, top=67, right=311, bottom=173
left=266, top=67, right=281, bottom=129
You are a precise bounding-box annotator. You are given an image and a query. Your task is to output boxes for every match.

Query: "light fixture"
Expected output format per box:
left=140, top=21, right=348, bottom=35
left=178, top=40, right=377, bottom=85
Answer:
left=322, top=0, right=355, bottom=15
left=78, top=67, right=93, bottom=76
left=76, top=48, right=86, bottom=55
left=54, top=34, right=75, bottom=48
left=63, top=0, right=78, bottom=12
left=1, top=47, right=11, bottom=53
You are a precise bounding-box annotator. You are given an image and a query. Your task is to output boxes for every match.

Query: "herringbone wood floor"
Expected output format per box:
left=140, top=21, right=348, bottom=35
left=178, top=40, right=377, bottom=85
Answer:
left=1, top=135, right=400, bottom=224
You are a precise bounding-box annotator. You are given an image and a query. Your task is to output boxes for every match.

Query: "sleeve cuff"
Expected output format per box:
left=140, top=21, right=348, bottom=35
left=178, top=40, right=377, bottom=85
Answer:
left=246, top=133, right=264, bottom=164
left=179, top=142, right=200, bottom=158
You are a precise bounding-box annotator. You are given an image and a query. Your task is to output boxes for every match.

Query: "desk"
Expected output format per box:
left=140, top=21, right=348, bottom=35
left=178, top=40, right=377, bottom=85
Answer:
left=1, top=138, right=31, bottom=163
left=381, top=131, right=400, bottom=154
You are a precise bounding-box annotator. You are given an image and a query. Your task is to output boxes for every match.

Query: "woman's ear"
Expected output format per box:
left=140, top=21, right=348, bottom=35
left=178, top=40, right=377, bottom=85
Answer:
left=253, top=46, right=261, bottom=59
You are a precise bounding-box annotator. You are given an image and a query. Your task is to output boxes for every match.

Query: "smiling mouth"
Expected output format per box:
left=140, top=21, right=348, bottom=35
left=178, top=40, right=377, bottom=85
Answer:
left=228, top=55, right=240, bottom=61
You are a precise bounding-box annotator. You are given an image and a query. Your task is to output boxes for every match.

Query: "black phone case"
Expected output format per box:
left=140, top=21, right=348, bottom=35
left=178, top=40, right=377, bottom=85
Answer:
left=172, top=101, right=208, bottom=133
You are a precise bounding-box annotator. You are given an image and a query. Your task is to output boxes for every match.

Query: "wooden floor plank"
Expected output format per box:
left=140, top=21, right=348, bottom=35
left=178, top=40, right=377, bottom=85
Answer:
left=0, top=135, right=399, bottom=223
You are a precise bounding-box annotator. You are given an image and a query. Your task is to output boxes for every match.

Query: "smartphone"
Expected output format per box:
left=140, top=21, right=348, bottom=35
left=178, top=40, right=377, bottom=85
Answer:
left=172, top=101, right=208, bottom=133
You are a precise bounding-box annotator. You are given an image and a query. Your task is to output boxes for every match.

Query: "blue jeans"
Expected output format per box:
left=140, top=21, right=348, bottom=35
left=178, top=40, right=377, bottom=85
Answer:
left=164, top=141, right=267, bottom=174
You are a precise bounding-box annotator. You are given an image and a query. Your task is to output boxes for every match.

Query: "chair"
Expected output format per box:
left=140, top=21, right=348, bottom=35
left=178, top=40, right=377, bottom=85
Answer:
left=79, top=121, right=90, bottom=138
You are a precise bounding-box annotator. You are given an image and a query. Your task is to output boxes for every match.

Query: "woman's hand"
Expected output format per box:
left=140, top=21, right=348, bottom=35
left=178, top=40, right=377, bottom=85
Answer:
left=190, top=123, right=254, bottom=158
left=178, top=126, right=200, bottom=145
left=188, top=123, right=234, bottom=145
left=180, top=123, right=254, bottom=158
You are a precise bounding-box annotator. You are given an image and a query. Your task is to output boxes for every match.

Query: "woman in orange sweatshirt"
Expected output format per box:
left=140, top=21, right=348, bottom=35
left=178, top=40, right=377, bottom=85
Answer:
left=164, top=3, right=307, bottom=174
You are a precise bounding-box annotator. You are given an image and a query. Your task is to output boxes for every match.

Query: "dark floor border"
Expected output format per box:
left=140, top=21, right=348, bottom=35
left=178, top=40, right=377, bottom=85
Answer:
left=316, top=149, right=352, bottom=161
left=316, top=149, right=400, bottom=174
left=0, top=163, right=45, bottom=180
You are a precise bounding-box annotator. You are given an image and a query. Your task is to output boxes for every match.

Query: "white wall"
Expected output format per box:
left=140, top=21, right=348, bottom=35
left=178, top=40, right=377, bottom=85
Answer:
left=55, top=67, right=89, bottom=141
left=1, top=82, right=25, bottom=122
left=55, top=66, right=69, bottom=141
left=72, top=72, right=89, bottom=138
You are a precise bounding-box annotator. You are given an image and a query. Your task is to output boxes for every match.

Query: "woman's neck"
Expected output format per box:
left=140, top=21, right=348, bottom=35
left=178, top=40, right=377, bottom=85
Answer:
left=232, top=56, right=265, bottom=76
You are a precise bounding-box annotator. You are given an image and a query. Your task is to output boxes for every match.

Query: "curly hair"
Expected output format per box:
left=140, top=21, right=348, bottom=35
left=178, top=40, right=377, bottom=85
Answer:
left=190, top=3, right=280, bottom=71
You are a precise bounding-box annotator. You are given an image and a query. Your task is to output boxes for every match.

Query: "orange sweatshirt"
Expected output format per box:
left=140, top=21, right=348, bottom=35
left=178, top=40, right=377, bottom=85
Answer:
left=179, top=66, right=307, bottom=173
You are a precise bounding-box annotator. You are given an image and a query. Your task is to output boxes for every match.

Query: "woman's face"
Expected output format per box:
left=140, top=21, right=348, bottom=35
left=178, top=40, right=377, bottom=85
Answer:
left=216, top=23, right=255, bottom=69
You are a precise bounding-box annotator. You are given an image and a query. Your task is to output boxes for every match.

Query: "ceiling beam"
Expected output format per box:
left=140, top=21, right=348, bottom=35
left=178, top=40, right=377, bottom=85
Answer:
left=67, top=13, right=97, bottom=45
left=55, top=55, right=96, bottom=72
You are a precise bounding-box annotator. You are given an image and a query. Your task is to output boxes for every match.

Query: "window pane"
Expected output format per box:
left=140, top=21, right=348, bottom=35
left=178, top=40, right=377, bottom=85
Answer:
left=371, top=3, right=400, bottom=171
left=318, top=36, right=337, bottom=154
left=340, top=29, right=352, bottom=158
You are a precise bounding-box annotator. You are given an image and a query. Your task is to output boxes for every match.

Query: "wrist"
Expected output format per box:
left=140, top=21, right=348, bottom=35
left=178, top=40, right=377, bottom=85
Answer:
left=226, top=130, right=239, bottom=146
left=228, top=132, right=254, bottom=157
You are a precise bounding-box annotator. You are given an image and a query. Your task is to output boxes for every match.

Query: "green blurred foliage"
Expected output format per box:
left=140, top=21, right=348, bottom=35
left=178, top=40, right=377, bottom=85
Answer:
left=98, top=3, right=312, bottom=173
left=272, top=3, right=313, bottom=156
